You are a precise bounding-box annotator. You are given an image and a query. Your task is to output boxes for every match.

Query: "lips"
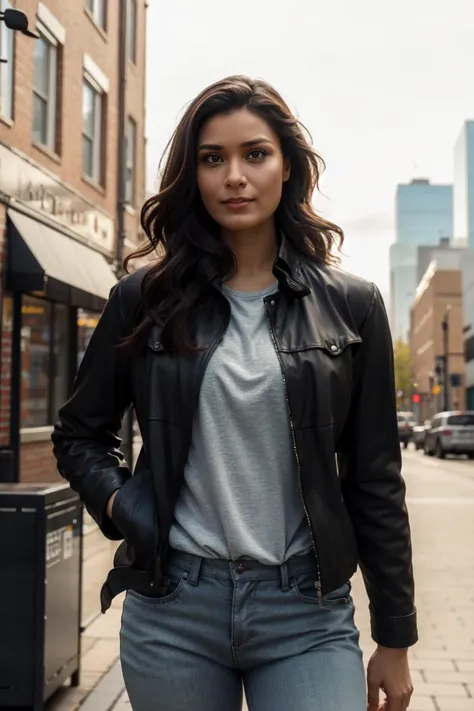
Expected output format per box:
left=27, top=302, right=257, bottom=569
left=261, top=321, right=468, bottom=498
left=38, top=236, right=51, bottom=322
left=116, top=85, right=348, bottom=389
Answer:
left=224, top=199, right=252, bottom=205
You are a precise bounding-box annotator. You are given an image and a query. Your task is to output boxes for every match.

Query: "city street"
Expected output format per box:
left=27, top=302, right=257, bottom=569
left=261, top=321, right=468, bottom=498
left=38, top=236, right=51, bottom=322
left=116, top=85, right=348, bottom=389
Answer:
left=49, top=447, right=474, bottom=711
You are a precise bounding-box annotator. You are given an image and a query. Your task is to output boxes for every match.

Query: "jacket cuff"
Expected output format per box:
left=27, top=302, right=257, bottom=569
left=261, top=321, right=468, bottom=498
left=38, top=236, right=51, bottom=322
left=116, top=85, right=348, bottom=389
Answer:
left=84, top=466, right=132, bottom=540
left=370, top=609, right=418, bottom=648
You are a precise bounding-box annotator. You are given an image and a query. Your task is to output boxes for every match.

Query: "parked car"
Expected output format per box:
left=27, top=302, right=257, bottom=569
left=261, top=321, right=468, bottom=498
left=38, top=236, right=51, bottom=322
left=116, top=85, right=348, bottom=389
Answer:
left=397, top=412, right=416, bottom=448
left=412, top=420, right=431, bottom=450
left=424, top=411, right=474, bottom=459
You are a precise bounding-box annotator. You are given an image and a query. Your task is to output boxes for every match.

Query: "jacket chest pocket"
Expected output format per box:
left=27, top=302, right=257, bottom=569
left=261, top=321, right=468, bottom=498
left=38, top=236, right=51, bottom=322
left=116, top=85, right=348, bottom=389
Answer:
left=281, top=337, right=361, bottom=429
left=146, top=330, right=204, bottom=428
left=146, top=333, right=185, bottom=425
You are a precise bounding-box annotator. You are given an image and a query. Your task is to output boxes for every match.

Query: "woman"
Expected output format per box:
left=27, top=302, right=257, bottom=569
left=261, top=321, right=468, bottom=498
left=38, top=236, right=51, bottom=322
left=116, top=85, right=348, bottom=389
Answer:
left=52, top=76, right=417, bottom=711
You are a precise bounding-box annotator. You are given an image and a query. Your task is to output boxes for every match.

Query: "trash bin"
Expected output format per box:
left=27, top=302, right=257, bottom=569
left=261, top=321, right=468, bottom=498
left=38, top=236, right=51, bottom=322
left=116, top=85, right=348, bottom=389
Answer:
left=0, top=483, right=83, bottom=710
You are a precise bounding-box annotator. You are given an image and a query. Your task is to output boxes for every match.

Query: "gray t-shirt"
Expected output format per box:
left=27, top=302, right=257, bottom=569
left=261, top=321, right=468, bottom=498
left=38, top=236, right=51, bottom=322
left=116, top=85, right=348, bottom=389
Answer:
left=168, top=282, right=312, bottom=564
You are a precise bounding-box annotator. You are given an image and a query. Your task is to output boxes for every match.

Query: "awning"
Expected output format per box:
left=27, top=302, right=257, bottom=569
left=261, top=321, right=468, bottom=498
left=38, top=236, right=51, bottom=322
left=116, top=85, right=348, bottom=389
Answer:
left=7, top=209, right=117, bottom=311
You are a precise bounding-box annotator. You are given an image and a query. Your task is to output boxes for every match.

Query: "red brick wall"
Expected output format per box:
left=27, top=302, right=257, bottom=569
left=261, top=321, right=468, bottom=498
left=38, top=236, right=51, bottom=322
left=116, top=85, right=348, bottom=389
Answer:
left=20, top=440, right=62, bottom=483
left=0, top=0, right=147, bottom=249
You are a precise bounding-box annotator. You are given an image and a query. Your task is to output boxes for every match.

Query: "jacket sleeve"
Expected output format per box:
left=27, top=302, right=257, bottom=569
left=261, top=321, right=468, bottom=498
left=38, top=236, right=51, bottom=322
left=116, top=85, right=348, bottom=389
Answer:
left=51, top=280, right=133, bottom=540
left=337, top=283, right=418, bottom=649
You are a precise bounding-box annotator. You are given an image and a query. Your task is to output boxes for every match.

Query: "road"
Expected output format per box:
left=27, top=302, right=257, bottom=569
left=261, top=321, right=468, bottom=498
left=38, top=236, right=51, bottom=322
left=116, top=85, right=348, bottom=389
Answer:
left=107, top=448, right=474, bottom=711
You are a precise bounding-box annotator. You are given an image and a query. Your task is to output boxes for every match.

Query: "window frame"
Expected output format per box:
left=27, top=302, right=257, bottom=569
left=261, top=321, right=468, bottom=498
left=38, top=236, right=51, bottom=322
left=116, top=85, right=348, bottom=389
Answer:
left=86, top=0, right=107, bottom=30
left=32, top=24, right=58, bottom=150
left=19, top=295, right=57, bottom=430
left=125, top=116, right=137, bottom=205
left=0, top=0, right=15, bottom=121
left=82, top=74, right=104, bottom=184
left=128, top=0, right=137, bottom=63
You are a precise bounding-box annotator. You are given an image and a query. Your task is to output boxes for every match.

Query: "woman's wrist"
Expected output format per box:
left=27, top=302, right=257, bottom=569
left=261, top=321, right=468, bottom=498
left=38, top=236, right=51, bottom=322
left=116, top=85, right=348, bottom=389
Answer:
left=106, top=489, right=119, bottom=519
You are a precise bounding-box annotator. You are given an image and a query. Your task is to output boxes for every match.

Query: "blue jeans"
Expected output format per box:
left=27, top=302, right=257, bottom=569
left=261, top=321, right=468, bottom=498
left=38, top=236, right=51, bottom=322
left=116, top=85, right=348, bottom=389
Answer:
left=120, top=550, right=366, bottom=711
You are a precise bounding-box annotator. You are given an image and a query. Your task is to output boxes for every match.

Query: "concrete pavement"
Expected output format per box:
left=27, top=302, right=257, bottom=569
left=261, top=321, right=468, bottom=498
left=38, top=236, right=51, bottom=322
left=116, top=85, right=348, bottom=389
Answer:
left=46, top=448, right=474, bottom=711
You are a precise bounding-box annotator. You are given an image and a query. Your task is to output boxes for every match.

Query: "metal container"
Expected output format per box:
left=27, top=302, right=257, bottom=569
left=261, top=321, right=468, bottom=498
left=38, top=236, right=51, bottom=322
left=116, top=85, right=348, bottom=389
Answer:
left=0, top=483, right=83, bottom=710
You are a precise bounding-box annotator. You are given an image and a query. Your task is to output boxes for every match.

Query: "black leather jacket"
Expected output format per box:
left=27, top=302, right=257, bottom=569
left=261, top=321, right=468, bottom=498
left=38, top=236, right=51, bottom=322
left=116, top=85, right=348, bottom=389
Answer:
left=52, top=236, right=417, bottom=649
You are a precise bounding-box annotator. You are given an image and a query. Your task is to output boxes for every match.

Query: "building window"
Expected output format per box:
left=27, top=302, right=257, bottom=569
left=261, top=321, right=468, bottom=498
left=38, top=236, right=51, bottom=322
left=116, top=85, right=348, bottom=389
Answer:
left=82, top=76, right=103, bottom=183
left=20, top=297, right=69, bottom=428
left=86, top=0, right=106, bottom=29
left=129, top=0, right=137, bottom=63
left=33, top=28, right=58, bottom=150
left=125, top=116, right=136, bottom=205
left=77, top=310, right=99, bottom=368
left=0, top=0, right=14, bottom=120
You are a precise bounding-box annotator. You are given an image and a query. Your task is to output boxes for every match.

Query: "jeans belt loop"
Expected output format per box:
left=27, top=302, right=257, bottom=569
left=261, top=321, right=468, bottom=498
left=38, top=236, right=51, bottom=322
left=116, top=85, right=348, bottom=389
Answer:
left=188, top=555, right=203, bottom=586
left=280, top=561, right=290, bottom=592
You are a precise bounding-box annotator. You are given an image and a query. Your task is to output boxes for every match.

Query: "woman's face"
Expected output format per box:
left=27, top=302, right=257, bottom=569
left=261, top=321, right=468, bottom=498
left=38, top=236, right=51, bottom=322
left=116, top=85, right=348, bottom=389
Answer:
left=196, top=108, right=290, bottom=233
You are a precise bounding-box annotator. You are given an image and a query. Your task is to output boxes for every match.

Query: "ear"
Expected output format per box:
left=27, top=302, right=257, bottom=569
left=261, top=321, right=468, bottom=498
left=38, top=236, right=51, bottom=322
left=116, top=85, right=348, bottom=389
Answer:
left=282, top=158, right=291, bottom=182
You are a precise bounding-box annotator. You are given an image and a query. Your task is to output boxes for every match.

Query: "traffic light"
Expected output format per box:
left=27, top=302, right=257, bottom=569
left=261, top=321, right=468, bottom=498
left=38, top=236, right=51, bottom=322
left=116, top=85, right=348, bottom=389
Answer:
left=412, top=393, right=420, bottom=404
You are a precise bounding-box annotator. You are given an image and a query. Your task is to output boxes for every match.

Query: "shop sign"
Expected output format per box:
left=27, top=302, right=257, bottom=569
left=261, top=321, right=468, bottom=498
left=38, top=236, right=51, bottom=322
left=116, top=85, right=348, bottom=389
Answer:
left=0, top=142, right=114, bottom=254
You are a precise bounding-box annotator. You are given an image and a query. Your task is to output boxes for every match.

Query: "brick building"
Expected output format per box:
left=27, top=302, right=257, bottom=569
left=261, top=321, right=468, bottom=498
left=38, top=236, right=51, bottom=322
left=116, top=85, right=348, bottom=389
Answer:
left=0, top=0, right=148, bottom=483
left=410, top=262, right=466, bottom=422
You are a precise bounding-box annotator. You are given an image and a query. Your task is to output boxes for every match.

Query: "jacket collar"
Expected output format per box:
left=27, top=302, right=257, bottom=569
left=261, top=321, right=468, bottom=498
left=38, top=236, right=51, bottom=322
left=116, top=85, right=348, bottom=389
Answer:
left=273, top=233, right=311, bottom=298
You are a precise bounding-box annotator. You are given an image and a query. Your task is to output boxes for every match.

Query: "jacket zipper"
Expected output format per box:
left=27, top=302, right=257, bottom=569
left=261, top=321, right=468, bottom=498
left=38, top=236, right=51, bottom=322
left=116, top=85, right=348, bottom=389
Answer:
left=265, top=298, right=324, bottom=603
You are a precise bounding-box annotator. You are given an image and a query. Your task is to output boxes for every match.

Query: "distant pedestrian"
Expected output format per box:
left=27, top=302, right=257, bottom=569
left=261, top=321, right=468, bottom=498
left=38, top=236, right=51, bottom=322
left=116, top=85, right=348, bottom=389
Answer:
left=52, top=75, right=417, bottom=711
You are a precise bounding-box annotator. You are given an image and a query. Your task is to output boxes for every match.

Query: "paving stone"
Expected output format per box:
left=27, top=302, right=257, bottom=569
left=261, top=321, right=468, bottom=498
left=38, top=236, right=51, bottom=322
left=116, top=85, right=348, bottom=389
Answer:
left=81, top=638, right=120, bottom=673
left=424, top=671, right=474, bottom=684
left=444, top=650, right=474, bottom=661
left=410, top=670, right=424, bottom=684
left=457, top=661, right=474, bottom=672
left=435, top=699, right=474, bottom=711
left=413, top=682, right=467, bottom=697
left=407, top=697, right=436, bottom=710
left=412, top=649, right=455, bottom=659
left=410, top=658, right=457, bottom=671
left=85, top=607, right=123, bottom=639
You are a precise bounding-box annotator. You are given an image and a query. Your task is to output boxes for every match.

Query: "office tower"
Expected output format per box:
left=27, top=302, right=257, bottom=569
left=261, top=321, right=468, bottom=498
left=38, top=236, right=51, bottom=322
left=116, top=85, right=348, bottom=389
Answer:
left=389, top=179, right=453, bottom=341
left=453, top=121, right=474, bottom=249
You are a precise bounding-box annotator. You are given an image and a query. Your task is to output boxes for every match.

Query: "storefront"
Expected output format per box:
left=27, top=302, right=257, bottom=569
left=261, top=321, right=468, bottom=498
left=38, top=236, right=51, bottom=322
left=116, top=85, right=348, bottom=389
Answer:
left=0, top=144, right=118, bottom=484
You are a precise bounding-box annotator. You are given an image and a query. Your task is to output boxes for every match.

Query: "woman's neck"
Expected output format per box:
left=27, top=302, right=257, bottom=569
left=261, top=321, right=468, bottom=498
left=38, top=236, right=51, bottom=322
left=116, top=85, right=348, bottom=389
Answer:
left=222, top=220, right=278, bottom=292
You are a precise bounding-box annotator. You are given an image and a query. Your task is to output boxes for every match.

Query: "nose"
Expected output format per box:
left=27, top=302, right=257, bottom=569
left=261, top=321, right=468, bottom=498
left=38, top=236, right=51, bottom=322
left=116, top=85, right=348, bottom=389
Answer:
left=225, top=158, right=247, bottom=188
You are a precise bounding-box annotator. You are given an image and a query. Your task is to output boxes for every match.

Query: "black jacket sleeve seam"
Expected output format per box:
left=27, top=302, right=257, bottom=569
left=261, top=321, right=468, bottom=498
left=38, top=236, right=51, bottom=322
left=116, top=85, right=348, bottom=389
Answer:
left=358, top=282, right=377, bottom=337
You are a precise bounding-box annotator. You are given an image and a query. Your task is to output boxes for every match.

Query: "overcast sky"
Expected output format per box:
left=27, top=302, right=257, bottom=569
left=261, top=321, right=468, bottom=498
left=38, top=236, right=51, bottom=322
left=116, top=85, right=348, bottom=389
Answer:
left=145, top=0, right=474, bottom=298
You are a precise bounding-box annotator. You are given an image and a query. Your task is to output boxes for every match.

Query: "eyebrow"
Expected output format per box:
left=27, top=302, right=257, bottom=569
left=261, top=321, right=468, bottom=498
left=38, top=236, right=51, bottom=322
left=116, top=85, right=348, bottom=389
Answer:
left=198, top=138, right=274, bottom=151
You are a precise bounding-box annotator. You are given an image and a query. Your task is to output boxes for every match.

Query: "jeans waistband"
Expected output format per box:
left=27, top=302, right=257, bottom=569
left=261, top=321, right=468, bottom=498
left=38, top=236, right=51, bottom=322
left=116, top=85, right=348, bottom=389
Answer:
left=165, top=549, right=318, bottom=591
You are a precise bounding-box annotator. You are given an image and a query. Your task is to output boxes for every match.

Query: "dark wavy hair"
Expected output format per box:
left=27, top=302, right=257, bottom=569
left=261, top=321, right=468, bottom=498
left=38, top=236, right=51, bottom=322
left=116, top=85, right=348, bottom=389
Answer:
left=125, top=75, right=344, bottom=355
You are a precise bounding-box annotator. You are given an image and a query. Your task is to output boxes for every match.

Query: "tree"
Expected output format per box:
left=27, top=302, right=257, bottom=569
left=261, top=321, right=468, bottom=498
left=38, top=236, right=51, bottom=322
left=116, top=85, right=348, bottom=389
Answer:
left=393, top=339, right=412, bottom=409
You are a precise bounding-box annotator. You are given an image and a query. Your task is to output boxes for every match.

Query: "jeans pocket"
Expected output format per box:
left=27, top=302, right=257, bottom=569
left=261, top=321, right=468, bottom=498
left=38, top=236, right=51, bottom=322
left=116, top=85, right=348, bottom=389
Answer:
left=292, top=577, right=352, bottom=606
left=292, top=575, right=321, bottom=604
left=323, top=582, right=352, bottom=606
left=127, top=568, right=189, bottom=605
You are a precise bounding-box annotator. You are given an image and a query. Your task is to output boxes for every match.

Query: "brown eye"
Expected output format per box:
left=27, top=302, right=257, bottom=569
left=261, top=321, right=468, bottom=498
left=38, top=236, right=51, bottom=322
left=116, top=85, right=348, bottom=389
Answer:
left=204, top=153, right=223, bottom=164
left=248, top=149, right=267, bottom=160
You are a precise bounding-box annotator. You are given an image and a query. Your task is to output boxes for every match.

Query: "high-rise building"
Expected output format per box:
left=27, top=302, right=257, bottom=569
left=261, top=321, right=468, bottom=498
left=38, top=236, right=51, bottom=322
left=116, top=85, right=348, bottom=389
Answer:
left=453, top=121, right=474, bottom=249
left=389, top=179, right=453, bottom=341
left=0, top=1, right=148, bottom=484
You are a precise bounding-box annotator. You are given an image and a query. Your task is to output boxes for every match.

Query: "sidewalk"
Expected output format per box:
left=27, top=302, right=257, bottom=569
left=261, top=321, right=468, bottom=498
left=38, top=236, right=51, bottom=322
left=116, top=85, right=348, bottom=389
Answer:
left=47, top=584, right=125, bottom=711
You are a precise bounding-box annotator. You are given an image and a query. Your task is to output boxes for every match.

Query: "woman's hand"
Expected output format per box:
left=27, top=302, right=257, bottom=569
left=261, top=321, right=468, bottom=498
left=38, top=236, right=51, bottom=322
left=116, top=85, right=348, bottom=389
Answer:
left=367, top=646, right=414, bottom=710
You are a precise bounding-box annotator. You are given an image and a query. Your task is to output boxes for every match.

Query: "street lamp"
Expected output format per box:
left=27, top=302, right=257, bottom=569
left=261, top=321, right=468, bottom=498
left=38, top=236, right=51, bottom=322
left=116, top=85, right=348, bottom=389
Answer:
left=0, top=9, right=39, bottom=63
left=441, top=304, right=452, bottom=412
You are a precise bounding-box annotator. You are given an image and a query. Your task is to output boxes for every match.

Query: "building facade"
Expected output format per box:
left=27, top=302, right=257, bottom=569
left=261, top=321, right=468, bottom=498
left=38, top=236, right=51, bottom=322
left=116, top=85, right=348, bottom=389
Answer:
left=390, top=179, right=453, bottom=341
left=453, top=121, right=474, bottom=249
left=410, top=263, right=466, bottom=421
left=0, top=0, right=147, bottom=483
